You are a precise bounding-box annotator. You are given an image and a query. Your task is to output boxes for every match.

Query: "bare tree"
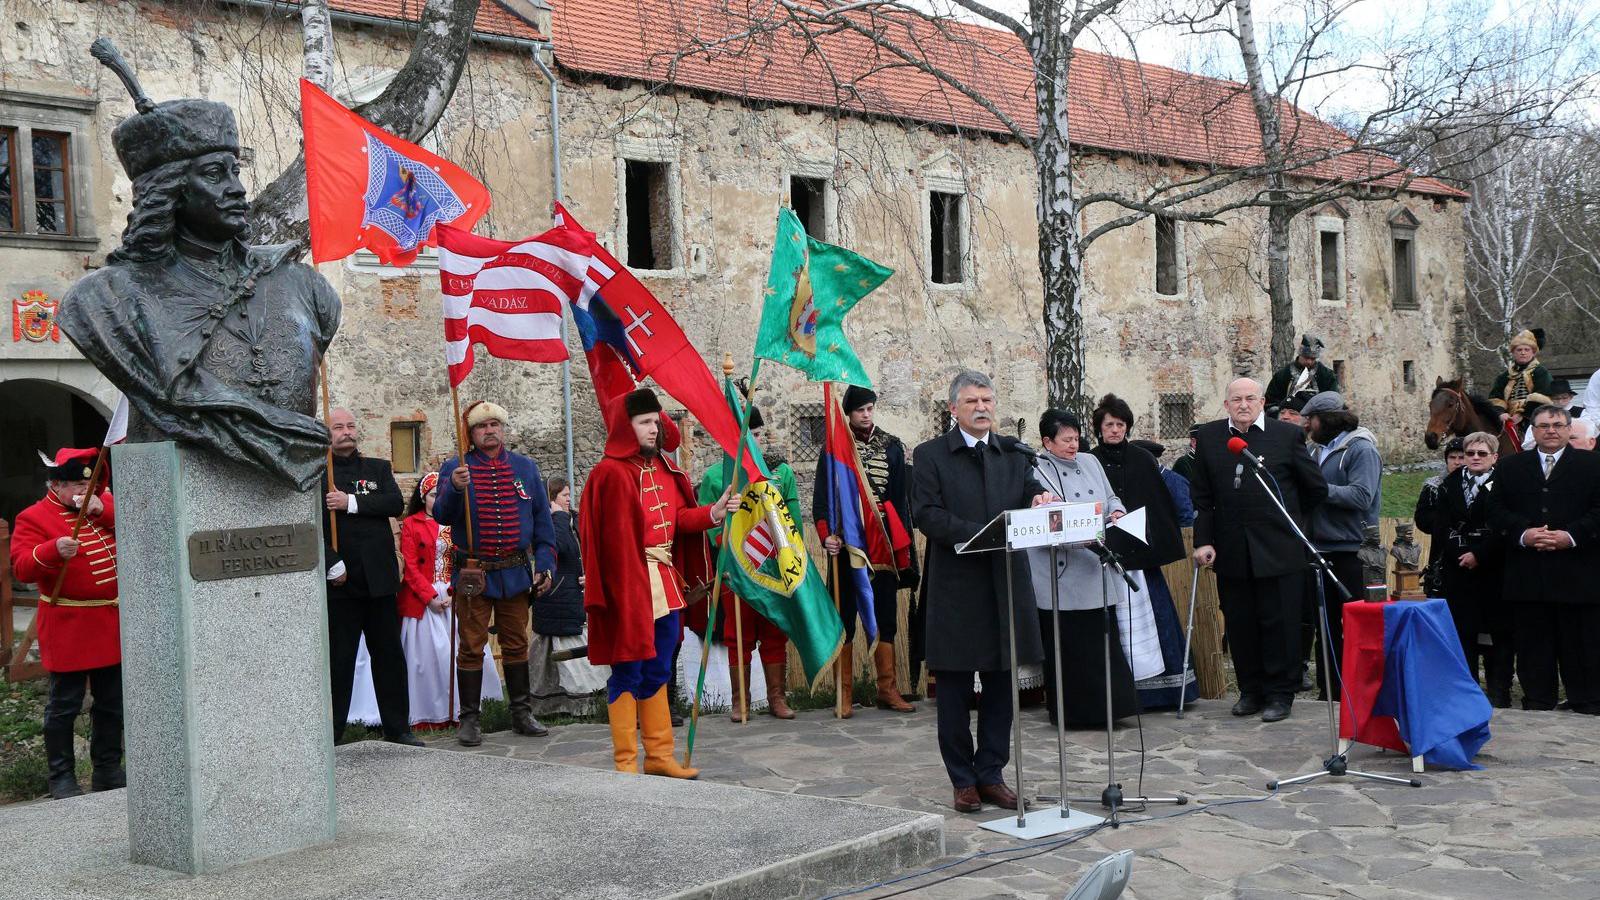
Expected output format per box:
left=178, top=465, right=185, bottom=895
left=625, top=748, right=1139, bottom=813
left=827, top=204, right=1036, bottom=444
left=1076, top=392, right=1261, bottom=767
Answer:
left=635, top=0, right=1519, bottom=414
left=1167, top=0, right=1590, bottom=368
left=248, top=0, right=487, bottom=248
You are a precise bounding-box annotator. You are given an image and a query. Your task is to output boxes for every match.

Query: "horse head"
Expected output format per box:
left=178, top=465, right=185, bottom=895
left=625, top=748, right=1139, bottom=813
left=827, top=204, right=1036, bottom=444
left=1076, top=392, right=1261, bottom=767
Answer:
left=1426, top=377, right=1470, bottom=450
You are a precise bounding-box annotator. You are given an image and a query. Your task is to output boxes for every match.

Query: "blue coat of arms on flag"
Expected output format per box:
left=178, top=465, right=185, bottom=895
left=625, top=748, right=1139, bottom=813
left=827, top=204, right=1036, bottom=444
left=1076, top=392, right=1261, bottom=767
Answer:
left=361, top=134, right=468, bottom=252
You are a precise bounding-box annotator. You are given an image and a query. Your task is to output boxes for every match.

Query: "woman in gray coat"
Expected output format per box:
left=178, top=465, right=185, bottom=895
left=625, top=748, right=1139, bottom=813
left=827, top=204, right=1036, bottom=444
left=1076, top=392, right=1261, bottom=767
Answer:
left=1028, top=410, right=1140, bottom=726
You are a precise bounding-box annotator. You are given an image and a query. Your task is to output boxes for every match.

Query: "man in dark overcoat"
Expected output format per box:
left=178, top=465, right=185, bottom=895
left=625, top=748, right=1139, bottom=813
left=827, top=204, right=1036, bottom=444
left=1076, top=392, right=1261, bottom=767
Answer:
left=1192, top=377, right=1327, bottom=723
left=1485, top=406, right=1600, bottom=714
left=913, top=370, right=1056, bottom=814
left=322, top=408, right=418, bottom=746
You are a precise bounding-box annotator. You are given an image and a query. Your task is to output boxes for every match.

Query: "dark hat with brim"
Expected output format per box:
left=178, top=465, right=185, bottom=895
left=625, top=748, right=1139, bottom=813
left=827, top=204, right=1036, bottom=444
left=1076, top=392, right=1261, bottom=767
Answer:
left=41, top=447, right=100, bottom=481
left=1551, top=378, right=1575, bottom=397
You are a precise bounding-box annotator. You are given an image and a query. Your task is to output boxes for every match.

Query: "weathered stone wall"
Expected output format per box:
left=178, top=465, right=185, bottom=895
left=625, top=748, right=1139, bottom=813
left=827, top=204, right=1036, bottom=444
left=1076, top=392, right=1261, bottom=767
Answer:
left=2, top=0, right=1465, bottom=505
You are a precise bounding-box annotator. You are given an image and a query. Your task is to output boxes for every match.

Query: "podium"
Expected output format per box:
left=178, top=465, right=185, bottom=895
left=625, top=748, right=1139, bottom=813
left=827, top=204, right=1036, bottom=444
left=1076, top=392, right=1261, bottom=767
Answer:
left=957, top=503, right=1109, bottom=839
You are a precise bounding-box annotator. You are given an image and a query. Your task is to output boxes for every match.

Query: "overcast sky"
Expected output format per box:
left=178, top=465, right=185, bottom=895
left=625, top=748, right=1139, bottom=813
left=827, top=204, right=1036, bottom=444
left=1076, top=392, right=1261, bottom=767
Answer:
left=919, top=0, right=1599, bottom=122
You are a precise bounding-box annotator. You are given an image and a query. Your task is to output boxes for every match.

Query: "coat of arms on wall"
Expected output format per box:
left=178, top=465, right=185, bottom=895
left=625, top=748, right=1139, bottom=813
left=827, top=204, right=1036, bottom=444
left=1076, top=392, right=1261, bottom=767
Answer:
left=12, top=290, right=61, bottom=342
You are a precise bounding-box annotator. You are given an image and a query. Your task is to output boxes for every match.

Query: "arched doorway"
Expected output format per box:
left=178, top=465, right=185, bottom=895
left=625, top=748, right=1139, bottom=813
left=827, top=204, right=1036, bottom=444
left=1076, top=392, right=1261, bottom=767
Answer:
left=0, top=378, right=110, bottom=525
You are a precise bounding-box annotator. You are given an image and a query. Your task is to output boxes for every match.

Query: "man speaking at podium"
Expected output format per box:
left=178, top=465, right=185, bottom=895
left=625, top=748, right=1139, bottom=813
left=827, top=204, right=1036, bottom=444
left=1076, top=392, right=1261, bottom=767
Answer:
left=913, top=370, right=1057, bottom=813
left=1191, top=377, right=1326, bottom=723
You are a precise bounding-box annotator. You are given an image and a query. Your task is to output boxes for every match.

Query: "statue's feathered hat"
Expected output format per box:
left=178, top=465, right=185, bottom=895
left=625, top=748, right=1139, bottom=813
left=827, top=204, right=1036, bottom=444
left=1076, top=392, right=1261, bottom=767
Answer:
left=91, top=38, right=239, bottom=179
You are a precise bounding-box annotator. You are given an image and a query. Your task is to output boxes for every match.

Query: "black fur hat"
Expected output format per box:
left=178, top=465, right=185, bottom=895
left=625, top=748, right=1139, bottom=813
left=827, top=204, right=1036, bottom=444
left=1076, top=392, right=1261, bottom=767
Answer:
left=842, top=384, right=877, bottom=413
left=623, top=388, right=662, bottom=418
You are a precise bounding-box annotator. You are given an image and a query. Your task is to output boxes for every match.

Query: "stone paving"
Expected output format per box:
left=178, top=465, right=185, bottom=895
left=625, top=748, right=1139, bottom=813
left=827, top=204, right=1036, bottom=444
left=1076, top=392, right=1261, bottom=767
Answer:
left=443, top=696, right=1600, bottom=900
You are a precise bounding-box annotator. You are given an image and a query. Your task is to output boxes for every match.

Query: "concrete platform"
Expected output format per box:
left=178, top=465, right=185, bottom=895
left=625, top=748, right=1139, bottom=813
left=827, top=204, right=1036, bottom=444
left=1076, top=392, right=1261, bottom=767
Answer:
left=0, top=742, right=943, bottom=900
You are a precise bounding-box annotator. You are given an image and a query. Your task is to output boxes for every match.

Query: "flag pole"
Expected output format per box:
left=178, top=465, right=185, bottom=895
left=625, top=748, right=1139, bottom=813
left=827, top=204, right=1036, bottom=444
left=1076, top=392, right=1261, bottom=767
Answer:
left=44, top=446, right=110, bottom=609
left=823, top=383, right=849, bottom=719
left=447, top=380, right=478, bottom=723
left=686, top=355, right=763, bottom=764
left=320, top=357, right=338, bottom=552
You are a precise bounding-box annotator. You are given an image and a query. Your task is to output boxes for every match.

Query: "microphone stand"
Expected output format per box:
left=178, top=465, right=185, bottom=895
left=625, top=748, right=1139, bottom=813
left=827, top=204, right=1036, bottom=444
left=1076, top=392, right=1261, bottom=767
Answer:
left=1065, top=541, right=1186, bottom=826
left=1237, top=459, right=1421, bottom=791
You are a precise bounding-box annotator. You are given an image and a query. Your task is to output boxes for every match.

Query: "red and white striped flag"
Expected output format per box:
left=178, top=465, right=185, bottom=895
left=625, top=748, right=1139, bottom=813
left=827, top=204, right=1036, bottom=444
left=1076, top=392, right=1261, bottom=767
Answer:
left=742, top=519, right=776, bottom=570
left=435, top=224, right=598, bottom=387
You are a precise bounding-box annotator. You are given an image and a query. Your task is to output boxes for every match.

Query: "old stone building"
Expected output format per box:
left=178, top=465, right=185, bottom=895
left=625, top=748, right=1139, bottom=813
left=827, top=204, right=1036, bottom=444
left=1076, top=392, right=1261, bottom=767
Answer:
left=0, top=0, right=1465, bottom=522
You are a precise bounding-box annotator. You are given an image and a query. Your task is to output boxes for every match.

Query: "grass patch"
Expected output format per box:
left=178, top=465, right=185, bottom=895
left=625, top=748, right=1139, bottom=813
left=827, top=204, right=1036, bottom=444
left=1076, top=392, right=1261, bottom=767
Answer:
left=1381, top=469, right=1435, bottom=519
left=1, top=680, right=50, bottom=803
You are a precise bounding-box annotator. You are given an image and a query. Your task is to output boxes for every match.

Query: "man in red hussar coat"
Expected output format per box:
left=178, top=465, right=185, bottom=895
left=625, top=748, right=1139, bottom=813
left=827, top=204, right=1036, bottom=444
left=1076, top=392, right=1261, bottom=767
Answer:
left=10, top=448, right=123, bottom=799
left=580, top=388, right=736, bottom=779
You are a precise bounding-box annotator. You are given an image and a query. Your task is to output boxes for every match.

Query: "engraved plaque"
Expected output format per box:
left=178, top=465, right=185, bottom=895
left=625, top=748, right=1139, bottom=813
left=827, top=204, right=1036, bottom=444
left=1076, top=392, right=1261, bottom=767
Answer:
left=187, top=523, right=320, bottom=582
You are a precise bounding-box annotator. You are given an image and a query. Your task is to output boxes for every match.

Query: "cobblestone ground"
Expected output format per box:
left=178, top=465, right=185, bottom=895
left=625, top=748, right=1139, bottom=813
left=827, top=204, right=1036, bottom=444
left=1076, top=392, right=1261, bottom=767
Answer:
left=441, top=698, right=1600, bottom=900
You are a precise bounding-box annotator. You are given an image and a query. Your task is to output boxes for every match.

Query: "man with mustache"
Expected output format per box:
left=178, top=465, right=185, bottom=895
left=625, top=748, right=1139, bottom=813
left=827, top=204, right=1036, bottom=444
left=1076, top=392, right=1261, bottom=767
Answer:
left=322, top=407, right=418, bottom=746
left=435, top=401, right=558, bottom=745
left=913, top=370, right=1058, bottom=813
left=10, top=448, right=123, bottom=798
left=59, top=55, right=339, bottom=492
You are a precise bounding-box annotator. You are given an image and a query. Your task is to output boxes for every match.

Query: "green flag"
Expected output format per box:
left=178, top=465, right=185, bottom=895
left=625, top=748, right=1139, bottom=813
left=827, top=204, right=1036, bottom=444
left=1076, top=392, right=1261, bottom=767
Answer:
left=696, top=380, right=843, bottom=682
left=754, top=207, right=892, bottom=387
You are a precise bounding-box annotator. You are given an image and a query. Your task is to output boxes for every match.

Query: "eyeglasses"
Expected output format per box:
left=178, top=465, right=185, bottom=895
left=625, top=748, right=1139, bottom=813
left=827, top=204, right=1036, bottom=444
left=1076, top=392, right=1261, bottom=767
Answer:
left=1533, top=423, right=1569, bottom=430
left=1463, top=450, right=1494, bottom=457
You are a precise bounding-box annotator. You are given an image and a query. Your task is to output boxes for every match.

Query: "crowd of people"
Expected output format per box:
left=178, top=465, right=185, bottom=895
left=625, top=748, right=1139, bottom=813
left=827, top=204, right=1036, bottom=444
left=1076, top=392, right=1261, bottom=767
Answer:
left=12, top=332, right=1599, bottom=806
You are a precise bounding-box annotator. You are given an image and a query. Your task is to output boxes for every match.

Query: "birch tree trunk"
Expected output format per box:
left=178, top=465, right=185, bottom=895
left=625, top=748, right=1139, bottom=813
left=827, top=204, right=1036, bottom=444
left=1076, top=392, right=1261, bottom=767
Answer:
left=1232, top=0, right=1298, bottom=368
left=1033, top=0, right=1090, bottom=415
left=250, top=0, right=485, bottom=248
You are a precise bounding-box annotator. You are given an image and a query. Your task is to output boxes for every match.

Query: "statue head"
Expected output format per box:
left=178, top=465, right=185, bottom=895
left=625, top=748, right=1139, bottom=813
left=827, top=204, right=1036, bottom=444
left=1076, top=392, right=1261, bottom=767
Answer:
left=93, top=39, right=246, bottom=263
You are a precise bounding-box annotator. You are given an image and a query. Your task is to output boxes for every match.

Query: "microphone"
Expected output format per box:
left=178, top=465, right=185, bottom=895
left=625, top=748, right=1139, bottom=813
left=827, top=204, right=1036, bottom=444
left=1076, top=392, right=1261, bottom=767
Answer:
left=996, top=435, right=1040, bottom=459
left=1226, top=435, right=1268, bottom=472
left=1233, top=462, right=1244, bottom=490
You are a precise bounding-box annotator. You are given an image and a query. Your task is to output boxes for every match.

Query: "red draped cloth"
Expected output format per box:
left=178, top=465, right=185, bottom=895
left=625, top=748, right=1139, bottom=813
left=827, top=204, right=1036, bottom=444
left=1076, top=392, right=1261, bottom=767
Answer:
left=1338, top=601, right=1408, bottom=753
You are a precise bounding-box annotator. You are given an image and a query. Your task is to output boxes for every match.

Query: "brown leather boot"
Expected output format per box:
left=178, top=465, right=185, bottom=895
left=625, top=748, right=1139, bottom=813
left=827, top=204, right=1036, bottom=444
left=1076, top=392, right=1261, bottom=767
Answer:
left=835, top=651, right=854, bottom=719
left=455, top=668, right=484, bottom=747
left=874, top=643, right=916, bottom=712
left=764, top=662, right=796, bottom=719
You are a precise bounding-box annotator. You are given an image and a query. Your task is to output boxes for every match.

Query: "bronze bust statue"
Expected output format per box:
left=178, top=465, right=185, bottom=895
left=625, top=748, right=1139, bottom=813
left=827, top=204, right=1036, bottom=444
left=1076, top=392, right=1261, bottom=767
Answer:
left=59, top=39, right=340, bottom=490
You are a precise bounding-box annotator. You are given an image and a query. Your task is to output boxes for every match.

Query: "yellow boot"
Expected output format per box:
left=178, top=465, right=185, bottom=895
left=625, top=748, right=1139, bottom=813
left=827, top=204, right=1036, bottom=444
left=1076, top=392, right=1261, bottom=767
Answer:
left=608, top=693, right=639, bottom=773
left=639, top=688, right=699, bottom=780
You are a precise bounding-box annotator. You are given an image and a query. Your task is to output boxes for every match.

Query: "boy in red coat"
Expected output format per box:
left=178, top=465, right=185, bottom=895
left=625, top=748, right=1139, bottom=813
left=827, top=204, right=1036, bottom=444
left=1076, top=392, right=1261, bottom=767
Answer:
left=580, top=389, right=735, bottom=779
left=10, top=448, right=122, bottom=799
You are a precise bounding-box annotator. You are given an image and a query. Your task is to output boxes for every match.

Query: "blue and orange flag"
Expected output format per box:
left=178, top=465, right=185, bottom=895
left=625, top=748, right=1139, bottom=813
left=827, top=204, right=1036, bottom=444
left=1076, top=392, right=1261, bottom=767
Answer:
left=301, top=79, right=490, bottom=267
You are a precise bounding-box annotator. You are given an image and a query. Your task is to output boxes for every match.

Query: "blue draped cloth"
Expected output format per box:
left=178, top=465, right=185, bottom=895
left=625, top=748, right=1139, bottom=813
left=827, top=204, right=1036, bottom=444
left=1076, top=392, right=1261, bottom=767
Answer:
left=1371, top=599, right=1493, bottom=770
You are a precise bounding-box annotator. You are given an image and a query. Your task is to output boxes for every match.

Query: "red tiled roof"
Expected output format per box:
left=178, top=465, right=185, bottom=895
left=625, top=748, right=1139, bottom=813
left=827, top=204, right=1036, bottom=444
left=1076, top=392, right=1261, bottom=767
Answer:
left=300, top=0, right=544, bottom=42
left=550, top=0, right=1466, bottom=199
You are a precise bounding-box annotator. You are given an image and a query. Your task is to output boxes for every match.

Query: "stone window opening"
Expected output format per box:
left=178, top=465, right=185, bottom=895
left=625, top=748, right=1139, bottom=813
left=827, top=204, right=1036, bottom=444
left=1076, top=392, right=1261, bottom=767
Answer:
left=0, top=91, right=97, bottom=248
left=624, top=159, right=675, bottom=271
left=1403, top=360, right=1416, bottom=390
left=1318, top=230, right=1342, bottom=302
left=1333, top=359, right=1346, bottom=386
left=390, top=421, right=423, bottom=474
left=929, top=189, right=966, bottom=285
left=1158, top=393, right=1194, bottom=440
left=789, top=175, right=829, bottom=240
left=1154, top=215, right=1180, bottom=296
left=1389, top=208, right=1421, bottom=311
left=788, top=402, right=826, bottom=465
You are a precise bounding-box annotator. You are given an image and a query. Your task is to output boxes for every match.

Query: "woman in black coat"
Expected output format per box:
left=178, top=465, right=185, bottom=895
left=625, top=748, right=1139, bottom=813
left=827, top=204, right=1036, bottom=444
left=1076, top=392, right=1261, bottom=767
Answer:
left=1089, top=394, right=1197, bottom=710
left=527, top=476, right=607, bottom=715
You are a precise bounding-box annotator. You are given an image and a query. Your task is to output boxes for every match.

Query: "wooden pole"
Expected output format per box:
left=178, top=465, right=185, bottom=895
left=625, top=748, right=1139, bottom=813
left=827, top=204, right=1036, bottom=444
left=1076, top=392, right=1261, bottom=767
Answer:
left=320, top=358, right=338, bottom=552
left=46, top=447, right=109, bottom=606
left=447, top=382, right=476, bottom=722
left=831, top=553, right=844, bottom=718
left=686, top=355, right=761, bottom=764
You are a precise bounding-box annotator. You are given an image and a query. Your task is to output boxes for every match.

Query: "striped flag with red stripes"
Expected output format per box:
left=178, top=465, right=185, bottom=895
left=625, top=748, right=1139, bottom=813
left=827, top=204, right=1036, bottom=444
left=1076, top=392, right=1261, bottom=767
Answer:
left=742, top=519, right=776, bottom=570
left=436, top=224, right=597, bottom=387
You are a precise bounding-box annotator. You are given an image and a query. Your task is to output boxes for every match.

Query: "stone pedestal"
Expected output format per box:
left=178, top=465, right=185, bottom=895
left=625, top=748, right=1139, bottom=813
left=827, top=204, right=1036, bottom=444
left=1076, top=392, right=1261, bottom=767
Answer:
left=112, top=441, right=336, bottom=874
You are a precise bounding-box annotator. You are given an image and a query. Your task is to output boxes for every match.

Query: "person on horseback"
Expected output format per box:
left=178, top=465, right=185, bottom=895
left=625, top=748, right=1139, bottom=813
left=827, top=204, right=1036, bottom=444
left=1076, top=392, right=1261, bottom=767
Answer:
left=1266, top=335, right=1339, bottom=407
left=1490, top=330, right=1553, bottom=425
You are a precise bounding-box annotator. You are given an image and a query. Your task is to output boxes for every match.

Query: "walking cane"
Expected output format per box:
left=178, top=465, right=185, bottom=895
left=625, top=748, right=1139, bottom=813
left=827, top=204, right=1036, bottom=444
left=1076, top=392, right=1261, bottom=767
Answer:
left=1177, top=561, right=1200, bottom=719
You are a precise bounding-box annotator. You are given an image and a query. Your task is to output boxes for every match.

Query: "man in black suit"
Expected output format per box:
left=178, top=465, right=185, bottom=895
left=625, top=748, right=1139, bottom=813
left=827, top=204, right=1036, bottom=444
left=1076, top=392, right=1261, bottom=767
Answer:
left=913, top=370, right=1057, bottom=814
left=324, top=408, right=420, bottom=745
left=1191, top=377, right=1327, bottom=722
left=1485, top=406, right=1600, bottom=714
